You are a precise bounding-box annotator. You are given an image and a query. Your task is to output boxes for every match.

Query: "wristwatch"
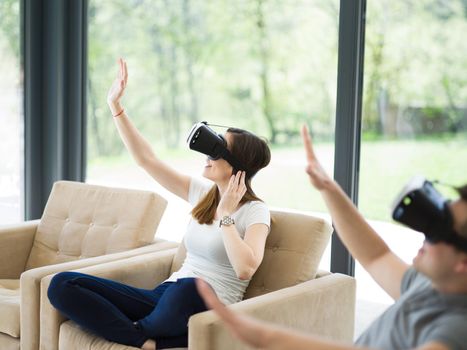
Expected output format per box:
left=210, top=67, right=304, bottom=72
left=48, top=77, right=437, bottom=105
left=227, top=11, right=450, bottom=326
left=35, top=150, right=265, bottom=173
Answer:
left=219, top=215, right=235, bottom=227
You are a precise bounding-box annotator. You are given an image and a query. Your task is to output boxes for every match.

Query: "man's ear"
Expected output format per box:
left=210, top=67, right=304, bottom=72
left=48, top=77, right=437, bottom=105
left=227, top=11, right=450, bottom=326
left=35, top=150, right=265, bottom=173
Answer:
left=454, top=254, right=467, bottom=274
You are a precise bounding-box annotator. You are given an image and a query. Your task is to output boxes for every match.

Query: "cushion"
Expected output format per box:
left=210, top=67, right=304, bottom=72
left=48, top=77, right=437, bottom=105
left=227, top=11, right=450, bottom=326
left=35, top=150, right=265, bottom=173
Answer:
left=60, top=320, right=140, bottom=349
left=26, top=181, right=167, bottom=270
left=0, top=279, right=20, bottom=338
left=0, top=332, right=19, bottom=350
left=60, top=321, right=187, bottom=349
left=244, top=210, right=332, bottom=299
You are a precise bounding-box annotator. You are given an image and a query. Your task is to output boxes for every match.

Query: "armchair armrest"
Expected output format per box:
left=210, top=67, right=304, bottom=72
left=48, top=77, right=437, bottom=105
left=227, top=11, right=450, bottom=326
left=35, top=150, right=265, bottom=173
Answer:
left=0, top=220, right=39, bottom=279
left=39, top=248, right=179, bottom=350
left=188, top=273, right=356, bottom=350
left=20, top=241, right=178, bottom=350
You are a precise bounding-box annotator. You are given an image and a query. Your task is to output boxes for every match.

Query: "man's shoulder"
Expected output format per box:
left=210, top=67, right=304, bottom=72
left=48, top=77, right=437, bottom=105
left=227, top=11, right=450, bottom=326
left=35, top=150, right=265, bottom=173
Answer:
left=401, top=267, right=430, bottom=294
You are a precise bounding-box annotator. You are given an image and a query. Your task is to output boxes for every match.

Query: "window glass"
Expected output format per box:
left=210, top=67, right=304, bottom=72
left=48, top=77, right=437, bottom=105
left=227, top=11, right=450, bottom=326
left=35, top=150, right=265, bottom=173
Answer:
left=87, top=0, right=339, bottom=269
left=0, top=0, right=23, bottom=225
left=357, top=0, right=467, bottom=321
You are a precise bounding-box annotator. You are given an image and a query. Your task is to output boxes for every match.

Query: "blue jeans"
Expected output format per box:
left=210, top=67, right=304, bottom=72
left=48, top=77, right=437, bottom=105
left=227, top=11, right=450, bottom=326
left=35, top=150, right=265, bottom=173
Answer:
left=47, top=272, right=208, bottom=349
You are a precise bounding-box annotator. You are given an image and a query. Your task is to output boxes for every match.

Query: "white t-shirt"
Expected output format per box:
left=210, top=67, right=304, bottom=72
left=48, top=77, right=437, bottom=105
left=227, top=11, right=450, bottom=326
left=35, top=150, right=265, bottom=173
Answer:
left=166, top=177, right=270, bottom=304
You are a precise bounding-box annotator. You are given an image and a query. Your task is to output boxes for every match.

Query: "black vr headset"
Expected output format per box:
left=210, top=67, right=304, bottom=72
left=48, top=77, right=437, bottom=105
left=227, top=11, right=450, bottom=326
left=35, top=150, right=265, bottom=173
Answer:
left=392, top=176, right=467, bottom=252
left=186, top=122, right=245, bottom=172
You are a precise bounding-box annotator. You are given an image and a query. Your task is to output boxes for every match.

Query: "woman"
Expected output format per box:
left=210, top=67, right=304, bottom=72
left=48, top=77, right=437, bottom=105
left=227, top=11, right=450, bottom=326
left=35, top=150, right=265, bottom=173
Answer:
left=47, top=58, right=271, bottom=350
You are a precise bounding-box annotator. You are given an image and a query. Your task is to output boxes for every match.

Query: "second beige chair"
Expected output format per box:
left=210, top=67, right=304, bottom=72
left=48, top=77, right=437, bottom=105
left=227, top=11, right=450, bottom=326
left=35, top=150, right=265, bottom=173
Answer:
left=40, top=210, right=356, bottom=350
left=0, top=181, right=179, bottom=350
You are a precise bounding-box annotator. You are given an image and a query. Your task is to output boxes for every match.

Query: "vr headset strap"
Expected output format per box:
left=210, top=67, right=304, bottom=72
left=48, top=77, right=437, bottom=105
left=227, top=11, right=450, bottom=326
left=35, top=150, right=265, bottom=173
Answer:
left=445, top=233, right=467, bottom=253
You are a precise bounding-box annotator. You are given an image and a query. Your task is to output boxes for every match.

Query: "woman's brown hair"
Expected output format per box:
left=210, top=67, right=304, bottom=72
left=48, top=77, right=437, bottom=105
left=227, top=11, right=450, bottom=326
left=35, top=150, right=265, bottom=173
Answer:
left=191, top=128, right=271, bottom=225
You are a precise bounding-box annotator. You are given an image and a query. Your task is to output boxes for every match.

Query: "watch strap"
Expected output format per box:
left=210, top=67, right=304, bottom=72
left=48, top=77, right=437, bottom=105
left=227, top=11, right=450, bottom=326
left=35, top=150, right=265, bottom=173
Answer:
left=219, top=215, right=235, bottom=227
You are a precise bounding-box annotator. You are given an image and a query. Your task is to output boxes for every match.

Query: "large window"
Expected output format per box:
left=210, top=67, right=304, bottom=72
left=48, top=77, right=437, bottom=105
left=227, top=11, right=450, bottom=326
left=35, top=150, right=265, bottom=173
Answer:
left=87, top=0, right=339, bottom=269
left=357, top=0, right=467, bottom=308
left=0, top=0, right=23, bottom=225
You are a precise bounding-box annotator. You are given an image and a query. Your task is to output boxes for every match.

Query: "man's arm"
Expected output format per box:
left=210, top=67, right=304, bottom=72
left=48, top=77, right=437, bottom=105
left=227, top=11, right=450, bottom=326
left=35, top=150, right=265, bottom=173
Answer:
left=301, top=125, right=409, bottom=299
left=264, top=329, right=448, bottom=350
left=195, top=279, right=449, bottom=350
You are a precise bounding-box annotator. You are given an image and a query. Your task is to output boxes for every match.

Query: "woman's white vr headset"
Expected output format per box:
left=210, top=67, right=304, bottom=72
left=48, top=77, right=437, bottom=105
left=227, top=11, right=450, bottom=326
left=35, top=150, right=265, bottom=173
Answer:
left=186, top=122, right=245, bottom=172
left=392, top=176, right=467, bottom=252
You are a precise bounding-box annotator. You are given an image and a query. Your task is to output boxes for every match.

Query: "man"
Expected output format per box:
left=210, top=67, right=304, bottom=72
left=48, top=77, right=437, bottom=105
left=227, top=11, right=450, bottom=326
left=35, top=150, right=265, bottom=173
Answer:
left=196, top=125, right=467, bottom=350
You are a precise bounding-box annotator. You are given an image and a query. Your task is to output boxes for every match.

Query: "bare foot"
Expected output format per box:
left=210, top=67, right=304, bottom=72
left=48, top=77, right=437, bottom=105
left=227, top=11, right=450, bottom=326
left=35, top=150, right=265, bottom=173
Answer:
left=141, top=339, right=156, bottom=350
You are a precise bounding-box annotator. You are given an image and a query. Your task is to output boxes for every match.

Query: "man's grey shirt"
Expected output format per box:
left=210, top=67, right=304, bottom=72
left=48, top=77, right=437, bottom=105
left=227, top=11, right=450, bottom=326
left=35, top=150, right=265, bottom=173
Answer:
left=355, top=267, right=467, bottom=349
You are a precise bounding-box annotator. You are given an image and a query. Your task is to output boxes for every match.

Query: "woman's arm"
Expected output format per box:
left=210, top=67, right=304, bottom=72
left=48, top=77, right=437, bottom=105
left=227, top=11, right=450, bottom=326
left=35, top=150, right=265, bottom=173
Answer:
left=221, top=223, right=269, bottom=280
left=107, top=58, right=191, bottom=201
left=218, top=172, right=269, bottom=280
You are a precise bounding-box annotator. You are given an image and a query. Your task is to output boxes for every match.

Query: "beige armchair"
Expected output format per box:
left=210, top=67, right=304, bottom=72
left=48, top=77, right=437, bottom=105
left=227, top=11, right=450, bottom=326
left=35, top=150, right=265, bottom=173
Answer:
left=0, top=181, right=179, bottom=350
left=40, top=210, right=356, bottom=350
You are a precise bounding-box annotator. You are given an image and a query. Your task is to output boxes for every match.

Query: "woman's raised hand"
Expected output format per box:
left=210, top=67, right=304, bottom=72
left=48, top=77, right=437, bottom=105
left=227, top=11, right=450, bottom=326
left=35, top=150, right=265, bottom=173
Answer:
left=301, top=124, right=334, bottom=191
left=107, top=58, right=128, bottom=112
left=217, top=171, right=247, bottom=217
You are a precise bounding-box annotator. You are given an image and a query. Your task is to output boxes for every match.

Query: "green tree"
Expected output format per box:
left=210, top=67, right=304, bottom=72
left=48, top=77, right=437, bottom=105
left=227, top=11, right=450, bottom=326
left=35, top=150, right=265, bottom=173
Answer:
left=0, top=0, right=20, bottom=61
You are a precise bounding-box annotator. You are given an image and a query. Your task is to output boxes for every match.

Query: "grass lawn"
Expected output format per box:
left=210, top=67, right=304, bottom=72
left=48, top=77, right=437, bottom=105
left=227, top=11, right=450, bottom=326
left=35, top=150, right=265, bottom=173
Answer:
left=358, top=137, right=467, bottom=221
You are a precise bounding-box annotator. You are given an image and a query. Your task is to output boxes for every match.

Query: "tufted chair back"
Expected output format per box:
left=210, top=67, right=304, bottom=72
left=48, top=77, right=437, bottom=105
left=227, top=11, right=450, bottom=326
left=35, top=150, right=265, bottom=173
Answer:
left=170, top=209, right=332, bottom=299
left=25, top=181, right=168, bottom=270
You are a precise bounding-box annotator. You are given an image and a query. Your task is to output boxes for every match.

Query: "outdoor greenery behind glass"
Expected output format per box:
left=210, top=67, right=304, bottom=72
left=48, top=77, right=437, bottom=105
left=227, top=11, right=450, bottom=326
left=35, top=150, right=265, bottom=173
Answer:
left=0, top=0, right=22, bottom=224
left=359, top=1, right=467, bottom=222
left=356, top=0, right=467, bottom=305
left=87, top=0, right=339, bottom=214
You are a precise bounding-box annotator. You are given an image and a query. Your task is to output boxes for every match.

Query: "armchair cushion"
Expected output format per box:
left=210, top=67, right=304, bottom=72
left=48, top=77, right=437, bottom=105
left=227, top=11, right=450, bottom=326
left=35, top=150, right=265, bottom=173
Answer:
left=0, top=221, right=38, bottom=279
left=0, top=332, right=19, bottom=350
left=26, top=181, right=167, bottom=270
left=59, top=320, right=187, bottom=350
left=245, top=210, right=332, bottom=299
left=0, top=280, right=20, bottom=338
left=59, top=320, right=138, bottom=350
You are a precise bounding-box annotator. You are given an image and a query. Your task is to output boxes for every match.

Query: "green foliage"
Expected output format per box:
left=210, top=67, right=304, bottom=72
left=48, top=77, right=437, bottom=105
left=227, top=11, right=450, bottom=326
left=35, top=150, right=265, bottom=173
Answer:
left=87, top=0, right=340, bottom=158
left=0, top=0, right=20, bottom=60
left=362, top=0, right=467, bottom=135
left=87, top=0, right=467, bottom=160
left=3, top=0, right=465, bottom=160
left=358, top=134, right=467, bottom=221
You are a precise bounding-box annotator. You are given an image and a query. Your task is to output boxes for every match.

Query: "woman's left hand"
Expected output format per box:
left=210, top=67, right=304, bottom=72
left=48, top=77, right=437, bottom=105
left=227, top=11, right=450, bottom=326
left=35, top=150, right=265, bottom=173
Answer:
left=217, top=171, right=247, bottom=218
